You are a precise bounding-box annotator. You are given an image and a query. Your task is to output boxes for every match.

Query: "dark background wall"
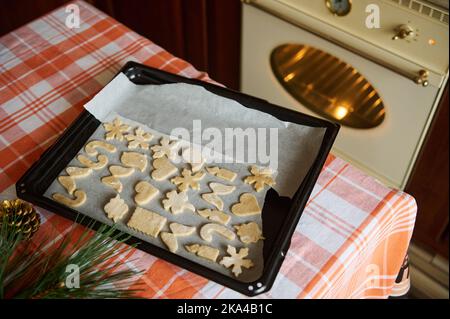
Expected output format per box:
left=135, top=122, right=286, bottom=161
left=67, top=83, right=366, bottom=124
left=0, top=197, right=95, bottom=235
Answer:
left=0, top=0, right=242, bottom=90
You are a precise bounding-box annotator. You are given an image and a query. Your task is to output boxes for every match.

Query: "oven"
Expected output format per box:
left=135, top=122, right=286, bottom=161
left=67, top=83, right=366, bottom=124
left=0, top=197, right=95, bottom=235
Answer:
left=241, top=0, right=449, bottom=189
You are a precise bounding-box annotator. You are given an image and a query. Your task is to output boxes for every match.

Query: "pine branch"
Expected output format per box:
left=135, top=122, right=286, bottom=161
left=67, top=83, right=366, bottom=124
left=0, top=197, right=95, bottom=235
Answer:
left=1, top=214, right=143, bottom=299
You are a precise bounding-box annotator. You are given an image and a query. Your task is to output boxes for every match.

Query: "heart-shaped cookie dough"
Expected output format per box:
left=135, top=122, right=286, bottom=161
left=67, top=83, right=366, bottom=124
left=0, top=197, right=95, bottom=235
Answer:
left=231, top=193, right=261, bottom=216
left=151, top=157, right=177, bottom=181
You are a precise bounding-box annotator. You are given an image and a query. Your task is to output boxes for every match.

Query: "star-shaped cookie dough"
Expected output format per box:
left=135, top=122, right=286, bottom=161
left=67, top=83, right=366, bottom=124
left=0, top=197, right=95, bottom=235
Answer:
left=103, top=118, right=131, bottom=141
left=150, top=137, right=179, bottom=160
left=126, top=127, right=153, bottom=149
left=220, top=245, right=254, bottom=277
left=171, top=168, right=205, bottom=192
left=243, top=165, right=276, bottom=192
left=162, top=190, right=195, bottom=214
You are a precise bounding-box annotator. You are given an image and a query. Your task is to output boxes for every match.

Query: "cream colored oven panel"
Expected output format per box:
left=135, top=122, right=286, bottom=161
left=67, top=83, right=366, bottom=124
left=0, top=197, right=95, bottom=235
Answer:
left=241, top=4, right=443, bottom=189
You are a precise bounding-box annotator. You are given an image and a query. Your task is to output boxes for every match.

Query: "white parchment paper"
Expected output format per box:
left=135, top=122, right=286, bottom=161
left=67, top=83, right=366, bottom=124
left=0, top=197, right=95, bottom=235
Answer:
left=85, top=73, right=326, bottom=198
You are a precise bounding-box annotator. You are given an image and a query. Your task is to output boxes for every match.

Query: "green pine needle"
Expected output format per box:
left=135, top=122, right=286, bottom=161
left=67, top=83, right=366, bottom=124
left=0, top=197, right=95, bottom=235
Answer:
left=0, top=213, right=143, bottom=299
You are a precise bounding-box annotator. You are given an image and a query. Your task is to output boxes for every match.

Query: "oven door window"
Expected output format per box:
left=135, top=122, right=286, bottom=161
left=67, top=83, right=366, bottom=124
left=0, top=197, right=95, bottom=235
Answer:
left=271, top=44, right=385, bottom=129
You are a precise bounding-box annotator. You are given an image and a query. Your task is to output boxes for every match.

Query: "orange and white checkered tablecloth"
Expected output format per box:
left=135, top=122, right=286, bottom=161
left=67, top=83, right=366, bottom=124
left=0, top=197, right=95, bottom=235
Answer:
left=0, top=1, right=417, bottom=299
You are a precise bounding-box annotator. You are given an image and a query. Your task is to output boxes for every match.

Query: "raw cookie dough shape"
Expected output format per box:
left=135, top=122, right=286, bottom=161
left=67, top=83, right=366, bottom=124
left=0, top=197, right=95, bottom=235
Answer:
left=234, top=222, right=264, bottom=244
left=150, top=137, right=179, bottom=160
left=126, top=127, right=153, bottom=150
left=220, top=245, right=254, bottom=277
left=52, top=190, right=87, bottom=207
left=85, top=140, right=117, bottom=156
left=199, top=223, right=235, bottom=242
left=185, top=244, right=220, bottom=262
left=209, top=182, right=235, bottom=195
left=104, top=194, right=129, bottom=222
left=206, top=166, right=237, bottom=182
left=77, top=154, right=108, bottom=170
left=162, top=190, right=195, bottom=215
left=127, top=207, right=167, bottom=238
left=161, top=222, right=196, bottom=253
left=101, top=176, right=123, bottom=193
left=169, top=222, right=196, bottom=236
left=151, top=156, right=178, bottom=181
left=244, top=165, right=276, bottom=192
left=57, top=176, right=76, bottom=195
left=121, top=152, right=147, bottom=172
left=66, top=167, right=92, bottom=178
left=134, top=181, right=159, bottom=205
left=201, top=193, right=224, bottom=211
left=197, top=209, right=231, bottom=225
left=109, top=165, right=134, bottom=177
left=171, top=168, right=205, bottom=192
left=103, top=117, right=131, bottom=141
left=161, top=232, right=178, bottom=253
left=181, top=147, right=205, bottom=172
left=231, top=193, right=261, bottom=216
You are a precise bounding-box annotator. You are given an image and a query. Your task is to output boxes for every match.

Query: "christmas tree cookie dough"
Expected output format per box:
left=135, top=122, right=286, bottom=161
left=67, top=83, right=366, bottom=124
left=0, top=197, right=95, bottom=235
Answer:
left=185, top=244, right=220, bottom=263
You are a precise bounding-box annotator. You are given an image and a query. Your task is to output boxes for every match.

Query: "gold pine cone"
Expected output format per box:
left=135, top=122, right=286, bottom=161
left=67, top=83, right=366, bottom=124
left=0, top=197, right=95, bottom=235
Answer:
left=0, top=199, right=40, bottom=240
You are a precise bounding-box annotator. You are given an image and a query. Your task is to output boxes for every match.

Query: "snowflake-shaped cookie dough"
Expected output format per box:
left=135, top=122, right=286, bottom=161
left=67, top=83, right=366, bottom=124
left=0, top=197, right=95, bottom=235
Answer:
left=162, top=190, right=195, bottom=214
left=243, top=165, right=276, bottom=192
left=220, top=245, right=254, bottom=277
left=103, top=118, right=131, bottom=141
left=171, top=168, right=205, bottom=192
left=126, top=127, right=153, bottom=149
left=150, top=137, right=179, bottom=160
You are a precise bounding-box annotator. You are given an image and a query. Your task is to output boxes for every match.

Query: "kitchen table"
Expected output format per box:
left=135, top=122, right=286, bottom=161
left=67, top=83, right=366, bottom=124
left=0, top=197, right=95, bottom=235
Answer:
left=0, top=0, right=416, bottom=299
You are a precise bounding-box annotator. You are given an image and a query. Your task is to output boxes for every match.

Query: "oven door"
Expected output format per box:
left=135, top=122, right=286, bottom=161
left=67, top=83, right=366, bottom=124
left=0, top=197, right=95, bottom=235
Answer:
left=241, top=4, right=442, bottom=189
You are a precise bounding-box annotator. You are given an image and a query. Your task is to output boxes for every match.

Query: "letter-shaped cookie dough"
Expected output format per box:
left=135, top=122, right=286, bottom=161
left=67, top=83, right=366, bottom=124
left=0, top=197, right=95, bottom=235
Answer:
left=200, top=223, right=235, bottom=242
left=85, top=140, right=117, bottom=156
left=66, top=167, right=92, bottom=178
left=134, top=181, right=159, bottom=205
left=77, top=154, right=108, bottom=170
left=104, top=194, right=128, bottom=222
left=201, top=193, right=224, bottom=211
left=161, top=232, right=178, bottom=253
left=209, top=182, right=235, bottom=195
left=151, top=156, right=177, bottom=181
left=52, top=190, right=87, bottom=207
left=185, top=244, right=220, bottom=262
left=197, top=209, right=231, bottom=225
left=57, top=176, right=76, bottom=195
left=101, top=176, right=123, bottom=193
left=121, top=152, right=147, bottom=172
left=234, top=222, right=264, bottom=244
left=169, top=223, right=196, bottom=236
left=182, top=147, right=205, bottom=172
left=162, top=190, right=195, bottom=214
left=220, top=245, right=254, bottom=277
left=231, top=193, right=261, bottom=216
left=127, top=207, right=167, bottom=238
left=206, top=166, right=237, bottom=182
left=109, top=165, right=134, bottom=177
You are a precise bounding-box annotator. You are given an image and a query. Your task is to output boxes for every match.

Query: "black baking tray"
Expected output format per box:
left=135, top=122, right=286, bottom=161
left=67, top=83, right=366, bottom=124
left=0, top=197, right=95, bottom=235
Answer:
left=16, top=61, right=339, bottom=297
